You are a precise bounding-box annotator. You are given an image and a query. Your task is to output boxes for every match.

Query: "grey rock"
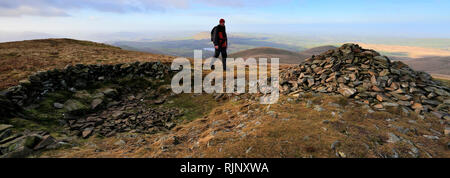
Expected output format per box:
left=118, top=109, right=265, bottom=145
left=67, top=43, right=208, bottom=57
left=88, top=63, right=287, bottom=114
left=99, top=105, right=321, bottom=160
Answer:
left=0, top=133, right=22, bottom=145
left=73, top=90, right=92, bottom=100
left=331, top=140, right=341, bottom=150
left=382, top=102, right=399, bottom=107
left=387, top=133, right=401, bottom=143
left=431, top=111, right=444, bottom=119
left=423, top=135, right=439, bottom=140
left=408, top=120, right=417, bottom=124
left=245, top=147, right=253, bottom=154
left=90, top=98, right=103, bottom=109
left=101, top=88, right=118, bottom=97
left=33, top=135, right=57, bottom=150
left=0, top=124, right=13, bottom=134
left=327, top=102, right=341, bottom=108
left=422, top=99, right=440, bottom=106
left=314, top=105, right=324, bottom=112
left=53, top=102, right=64, bottom=109
left=112, top=111, right=124, bottom=119
left=267, top=111, right=278, bottom=118
left=0, top=129, right=12, bottom=141
left=236, top=123, right=245, bottom=128
left=64, top=99, right=88, bottom=113
left=82, top=127, right=94, bottom=138
left=306, top=100, right=312, bottom=108
left=391, top=148, right=399, bottom=158
left=114, top=140, right=126, bottom=146
left=338, top=87, right=356, bottom=97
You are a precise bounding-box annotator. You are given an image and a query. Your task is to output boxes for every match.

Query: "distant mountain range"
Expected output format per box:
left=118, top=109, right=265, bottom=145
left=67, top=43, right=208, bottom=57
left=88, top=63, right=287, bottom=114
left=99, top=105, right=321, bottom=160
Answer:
left=109, top=32, right=343, bottom=64
left=111, top=34, right=449, bottom=78
left=0, top=37, right=450, bottom=85
left=111, top=38, right=304, bottom=59
left=109, top=32, right=309, bottom=58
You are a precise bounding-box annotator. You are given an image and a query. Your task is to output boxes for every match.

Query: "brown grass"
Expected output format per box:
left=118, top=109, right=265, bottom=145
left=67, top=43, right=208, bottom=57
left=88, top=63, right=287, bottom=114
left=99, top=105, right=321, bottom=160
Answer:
left=40, top=94, right=450, bottom=158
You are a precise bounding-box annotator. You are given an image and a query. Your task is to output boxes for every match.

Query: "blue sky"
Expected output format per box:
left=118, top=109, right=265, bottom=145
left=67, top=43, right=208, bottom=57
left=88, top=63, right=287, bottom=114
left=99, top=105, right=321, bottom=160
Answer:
left=1, top=0, right=450, bottom=40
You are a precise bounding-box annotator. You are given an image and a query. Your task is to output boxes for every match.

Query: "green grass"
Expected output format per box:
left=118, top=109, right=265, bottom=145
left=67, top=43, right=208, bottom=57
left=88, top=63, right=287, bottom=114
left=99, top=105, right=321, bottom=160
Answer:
left=7, top=91, right=73, bottom=134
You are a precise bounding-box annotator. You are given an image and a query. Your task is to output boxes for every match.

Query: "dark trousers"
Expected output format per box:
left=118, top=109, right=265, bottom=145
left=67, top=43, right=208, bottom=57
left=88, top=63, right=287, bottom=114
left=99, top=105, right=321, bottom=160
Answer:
left=213, top=47, right=227, bottom=70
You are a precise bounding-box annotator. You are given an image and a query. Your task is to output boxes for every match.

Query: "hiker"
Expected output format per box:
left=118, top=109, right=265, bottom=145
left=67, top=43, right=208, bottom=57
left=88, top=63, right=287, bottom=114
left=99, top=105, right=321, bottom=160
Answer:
left=211, top=18, right=228, bottom=70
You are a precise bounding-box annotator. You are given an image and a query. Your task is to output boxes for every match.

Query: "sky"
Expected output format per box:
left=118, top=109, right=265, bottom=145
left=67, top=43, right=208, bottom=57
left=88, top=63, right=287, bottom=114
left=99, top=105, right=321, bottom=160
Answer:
left=1, top=0, right=450, bottom=41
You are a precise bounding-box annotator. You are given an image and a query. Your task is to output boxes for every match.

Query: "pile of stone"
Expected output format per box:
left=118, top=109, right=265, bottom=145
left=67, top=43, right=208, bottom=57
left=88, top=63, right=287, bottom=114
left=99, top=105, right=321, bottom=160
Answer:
left=66, top=99, right=182, bottom=138
left=0, top=124, right=67, bottom=158
left=280, top=43, right=450, bottom=117
left=1, top=61, right=170, bottom=108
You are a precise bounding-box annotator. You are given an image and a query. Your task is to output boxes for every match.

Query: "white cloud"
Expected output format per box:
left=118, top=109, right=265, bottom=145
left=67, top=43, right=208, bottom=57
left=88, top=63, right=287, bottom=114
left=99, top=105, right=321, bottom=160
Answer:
left=0, top=5, right=69, bottom=17
left=0, top=0, right=189, bottom=17
left=0, top=0, right=285, bottom=17
left=0, top=0, right=289, bottom=16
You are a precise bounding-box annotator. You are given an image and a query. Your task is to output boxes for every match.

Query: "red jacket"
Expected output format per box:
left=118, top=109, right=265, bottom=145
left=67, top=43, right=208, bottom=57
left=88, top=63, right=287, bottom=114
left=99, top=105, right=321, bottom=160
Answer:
left=213, top=25, right=227, bottom=48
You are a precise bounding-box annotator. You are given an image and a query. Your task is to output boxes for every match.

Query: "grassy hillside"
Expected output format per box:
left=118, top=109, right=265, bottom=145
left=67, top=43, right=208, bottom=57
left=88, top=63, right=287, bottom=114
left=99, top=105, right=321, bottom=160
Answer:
left=0, top=38, right=175, bottom=90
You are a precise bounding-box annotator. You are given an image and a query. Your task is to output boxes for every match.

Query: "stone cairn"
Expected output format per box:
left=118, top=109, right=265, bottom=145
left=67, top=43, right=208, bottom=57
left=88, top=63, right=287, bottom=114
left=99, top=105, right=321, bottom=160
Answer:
left=0, top=61, right=171, bottom=114
left=280, top=43, right=450, bottom=118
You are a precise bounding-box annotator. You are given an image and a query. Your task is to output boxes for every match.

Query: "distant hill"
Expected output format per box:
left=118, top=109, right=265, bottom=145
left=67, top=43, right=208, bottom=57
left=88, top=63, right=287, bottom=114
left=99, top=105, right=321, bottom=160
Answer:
left=391, top=56, right=450, bottom=76
left=229, top=46, right=337, bottom=64
left=229, top=47, right=307, bottom=64
left=0, top=38, right=175, bottom=89
left=299, top=45, right=337, bottom=56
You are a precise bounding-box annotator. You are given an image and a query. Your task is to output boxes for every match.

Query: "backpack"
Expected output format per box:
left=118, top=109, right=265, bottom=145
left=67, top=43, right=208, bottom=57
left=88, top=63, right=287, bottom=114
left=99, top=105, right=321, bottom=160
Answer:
left=210, top=26, right=217, bottom=42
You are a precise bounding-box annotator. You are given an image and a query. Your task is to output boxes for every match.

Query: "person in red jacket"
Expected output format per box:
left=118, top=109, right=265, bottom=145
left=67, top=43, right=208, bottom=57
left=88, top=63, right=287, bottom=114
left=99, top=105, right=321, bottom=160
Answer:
left=211, top=18, right=228, bottom=70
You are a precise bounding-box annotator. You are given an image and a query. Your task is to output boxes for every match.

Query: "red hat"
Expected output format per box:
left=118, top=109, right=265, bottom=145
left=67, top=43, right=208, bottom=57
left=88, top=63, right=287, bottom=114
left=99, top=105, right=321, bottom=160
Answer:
left=219, top=19, right=225, bottom=23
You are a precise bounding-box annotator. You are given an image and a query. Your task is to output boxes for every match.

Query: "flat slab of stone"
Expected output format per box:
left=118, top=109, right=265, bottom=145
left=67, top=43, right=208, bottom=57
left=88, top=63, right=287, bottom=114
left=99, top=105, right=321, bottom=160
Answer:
left=0, top=124, right=13, bottom=133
